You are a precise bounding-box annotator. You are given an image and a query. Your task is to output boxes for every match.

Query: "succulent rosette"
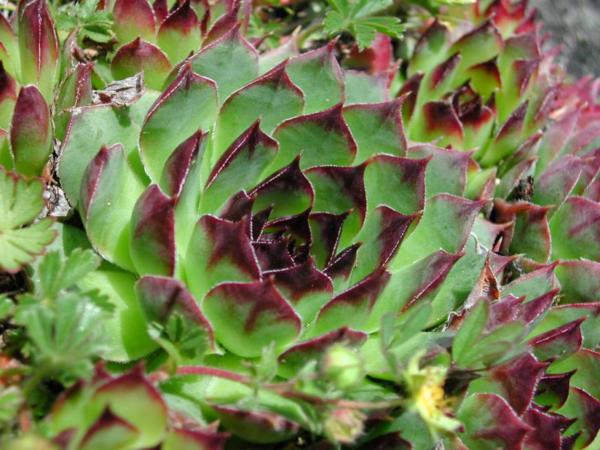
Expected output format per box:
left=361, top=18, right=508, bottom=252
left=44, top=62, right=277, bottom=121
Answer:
left=0, top=0, right=599, bottom=448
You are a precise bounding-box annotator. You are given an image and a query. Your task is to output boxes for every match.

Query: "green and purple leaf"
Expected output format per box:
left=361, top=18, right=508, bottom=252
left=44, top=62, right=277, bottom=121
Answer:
left=112, top=38, right=172, bottom=90
left=157, top=0, right=202, bottom=64
left=113, top=0, right=157, bottom=43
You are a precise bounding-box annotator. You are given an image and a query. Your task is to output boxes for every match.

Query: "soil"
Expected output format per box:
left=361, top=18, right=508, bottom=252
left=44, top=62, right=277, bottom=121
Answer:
left=537, top=0, right=600, bottom=78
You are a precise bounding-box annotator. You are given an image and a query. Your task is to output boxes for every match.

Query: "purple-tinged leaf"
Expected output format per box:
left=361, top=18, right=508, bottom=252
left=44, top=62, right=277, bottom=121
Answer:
left=311, top=268, right=391, bottom=335
left=278, top=327, right=366, bottom=377
left=523, top=405, right=574, bottom=450
left=365, top=155, right=427, bottom=216
left=534, top=155, right=584, bottom=209
left=203, top=2, right=240, bottom=46
left=530, top=319, right=584, bottom=361
left=111, top=38, right=172, bottom=90
left=157, top=1, right=201, bottom=64
left=136, top=276, right=214, bottom=357
left=464, top=58, right=502, bottom=102
left=324, top=244, right=360, bottom=285
left=344, top=71, right=389, bottom=105
left=497, top=59, right=540, bottom=123
left=249, top=157, right=314, bottom=219
left=449, top=20, right=504, bottom=73
left=271, top=104, right=357, bottom=172
left=79, top=409, right=139, bottom=450
left=392, top=194, right=484, bottom=268
left=495, top=156, right=536, bottom=200
left=369, top=250, right=460, bottom=331
left=532, top=303, right=600, bottom=350
left=468, top=353, right=547, bottom=414
left=350, top=206, right=417, bottom=284
left=190, top=24, right=258, bottom=101
left=80, top=145, right=145, bottom=271
left=266, top=258, right=333, bottom=323
left=251, top=205, right=271, bottom=239
left=263, top=210, right=312, bottom=261
left=140, top=64, right=217, bottom=182
left=424, top=53, right=462, bottom=100
left=343, top=99, right=407, bottom=163
left=0, top=62, right=17, bottom=130
left=556, top=260, right=600, bottom=304
left=408, top=144, right=471, bottom=197
left=501, top=262, right=558, bottom=301
left=549, top=349, right=600, bottom=400
left=410, top=100, right=464, bottom=148
left=130, top=185, right=176, bottom=276
left=213, top=61, right=303, bottom=159
left=212, top=405, right=300, bottom=444
left=203, top=279, right=302, bottom=357
left=286, top=42, right=344, bottom=113
left=153, top=0, right=168, bottom=23
left=54, top=63, right=93, bottom=141
left=462, top=103, right=496, bottom=151
left=458, top=393, right=532, bottom=450
left=408, top=20, right=450, bottom=76
left=557, top=387, right=600, bottom=448
left=306, top=163, right=366, bottom=246
left=185, top=215, right=260, bottom=300
left=163, top=428, right=228, bottom=450
left=397, top=72, right=423, bottom=122
left=309, top=212, right=348, bottom=268
left=0, top=15, right=19, bottom=79
left=93, top=366, right=167, bottom=447
left=160, top=130, right=206, bottom=199
left=480, top=101, right=528, bottom=167
left=18, top=0, right=59, bottom=102
left=253, top=238, right=294, bottom=271
left=537, top=371, right=575, bottom=409
left=204, top=122, right=278, bottom=214
left=550, top=197, right=600, bottom=261
left=10, top=85, right=52, bottom=176
left=113, top=0, right=157, bottom=43
left=493, top=200, right=551, bottom=263
left=518, top=289, right=558, bottom=325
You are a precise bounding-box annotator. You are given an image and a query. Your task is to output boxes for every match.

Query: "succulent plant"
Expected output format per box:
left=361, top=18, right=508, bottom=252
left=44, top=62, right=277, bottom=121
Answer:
left=0, top=0, right=599, bottom=448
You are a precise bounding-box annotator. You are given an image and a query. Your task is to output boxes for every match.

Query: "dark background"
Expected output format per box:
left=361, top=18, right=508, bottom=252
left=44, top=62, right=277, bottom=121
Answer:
left=538, top=0, right=600, bottom=78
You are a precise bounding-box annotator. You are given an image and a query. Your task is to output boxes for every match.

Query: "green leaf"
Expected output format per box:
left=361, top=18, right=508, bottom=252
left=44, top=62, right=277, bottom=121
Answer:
left=0, top=168, right=56, bottom=272
left=36, top=249, right=100, bottom=299
left=453, top=300, right=488, bottom=366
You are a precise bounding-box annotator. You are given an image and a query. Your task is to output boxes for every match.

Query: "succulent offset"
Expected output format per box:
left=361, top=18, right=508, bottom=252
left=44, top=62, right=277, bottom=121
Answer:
left=0, top=0, right=599, bottom=449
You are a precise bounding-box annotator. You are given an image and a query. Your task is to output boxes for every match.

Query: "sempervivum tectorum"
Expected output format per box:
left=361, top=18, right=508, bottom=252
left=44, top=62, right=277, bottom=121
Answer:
left=0, top=1, right=592, bottom=448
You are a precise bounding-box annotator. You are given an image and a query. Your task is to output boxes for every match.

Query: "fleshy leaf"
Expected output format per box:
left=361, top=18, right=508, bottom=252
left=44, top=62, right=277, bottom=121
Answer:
left=157, top=1, right=202, bottom=64
left=130, top=185, right=176, bottom=276
left=80, top=144, right=145, bottom=271
left=162, top=428, right=228, bottom=450
left=0, top=62, right=17, bottom=131
left=530, top=319, right=584, bottom=361
left=54, top=63, right=93, bottom=141
left=550, top=197, right=600, bottom=261
left=392, top=194, right=484, bottom=268
left=113, top=0, right=156, bottom=43
left=92, top=366, right=168, bottom=447
left=136, top=276, right=214, bottom=358
left=557, top=387, right=600, bottom=448
left=555, top=260, right=600, bottom=304
left=18, top=0, right=59, bottom=102
left=213, top=61, right=304, bottom=160
left=522, top=405, right=574, bottom=450
left=79, top=409, right=139, bottom=450
left=312, top=268, right=391, bottom=335
left=190, top=25, right=259, bottom=102
left=286, top=43, right=344, bottom=113
left=185, top=215, right=260, bottom=301
left=266, top=258, right=333, bottom=324
left=278, top=327, right=366, bottom=378
left=111, top=38, right=172, bottom=91
left=271, top=104, right=357, bottom=172
left=250, top=157, right=314, bottom=219
left=343, top=100, right=407, bottom=163
left=458, top=393, right=532, bottom=450
left=203, top=279, right=302, bottom=357
left=10, top=85, right=52, bottom=177
left=204, top=122, right=278, bottom=214
left=408, top=20, right=451, bottom=76
left=0, top=168, right=56, bottom=272
left=139, top=65, right=217, bottom=182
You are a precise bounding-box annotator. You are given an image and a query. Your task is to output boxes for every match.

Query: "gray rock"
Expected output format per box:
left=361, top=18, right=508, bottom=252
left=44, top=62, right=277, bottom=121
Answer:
left=537, top=0, right=600, bottom=77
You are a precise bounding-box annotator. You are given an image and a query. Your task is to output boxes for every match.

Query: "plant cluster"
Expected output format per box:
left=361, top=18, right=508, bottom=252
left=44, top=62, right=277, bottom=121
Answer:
left=0, top=0, right=599, bottom=449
